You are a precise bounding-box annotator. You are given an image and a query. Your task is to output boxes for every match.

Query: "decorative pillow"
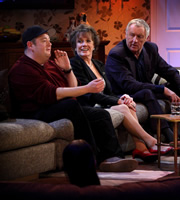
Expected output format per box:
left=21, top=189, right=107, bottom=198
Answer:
left=151, top=73, right=167, bottom=85
left=0, top=69, right=11, bottom=121
left=152, top=70, right=180, bottom=85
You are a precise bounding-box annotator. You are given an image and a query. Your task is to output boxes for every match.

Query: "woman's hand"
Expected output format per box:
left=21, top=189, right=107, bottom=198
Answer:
left=54, top=50, right=71, bottom=71
left=86, top=79, right=105, bottom=93
left=120, top=94, right=136, bottom=112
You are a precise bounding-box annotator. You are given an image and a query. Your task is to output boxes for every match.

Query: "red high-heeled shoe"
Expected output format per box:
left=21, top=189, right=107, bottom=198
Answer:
left=132, top=149, right=158, bottom=163
left=149, top=145, right=173, bottom=155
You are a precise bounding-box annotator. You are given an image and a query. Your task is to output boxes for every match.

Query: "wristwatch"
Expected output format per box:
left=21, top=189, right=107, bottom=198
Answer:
left=63, top=68, right=72, bottom=74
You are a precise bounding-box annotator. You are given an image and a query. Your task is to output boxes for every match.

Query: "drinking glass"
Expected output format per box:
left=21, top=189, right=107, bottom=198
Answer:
left=171, top=102, right=180, bottom=115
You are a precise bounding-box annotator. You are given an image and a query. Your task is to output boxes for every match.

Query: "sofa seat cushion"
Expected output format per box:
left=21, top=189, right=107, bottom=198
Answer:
left=0, top=143, right=56, bottom=180
left=49, top=119, right=74, bottom=141
left=0, top=119, right=55, bottom=152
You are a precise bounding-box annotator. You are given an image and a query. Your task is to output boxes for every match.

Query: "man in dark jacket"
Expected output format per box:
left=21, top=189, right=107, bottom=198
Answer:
left=105, top=18, right=180, bottom=142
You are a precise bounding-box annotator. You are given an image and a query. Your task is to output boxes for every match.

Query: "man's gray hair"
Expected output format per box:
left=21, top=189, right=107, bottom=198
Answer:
left=126, top=18, right=150, bottom=38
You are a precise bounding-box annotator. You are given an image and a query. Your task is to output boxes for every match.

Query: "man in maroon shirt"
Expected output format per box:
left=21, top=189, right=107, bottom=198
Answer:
left=8, top=25, right=138, bottom=172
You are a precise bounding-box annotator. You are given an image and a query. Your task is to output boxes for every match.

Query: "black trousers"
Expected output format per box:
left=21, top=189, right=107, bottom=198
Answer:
left=33, top=99, right=124, bottom=164
left=131, top=89, right=171, bottom=132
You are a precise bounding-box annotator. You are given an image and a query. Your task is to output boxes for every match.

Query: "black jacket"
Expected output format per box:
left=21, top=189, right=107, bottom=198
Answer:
left=70, top=55, right=119, bottom=107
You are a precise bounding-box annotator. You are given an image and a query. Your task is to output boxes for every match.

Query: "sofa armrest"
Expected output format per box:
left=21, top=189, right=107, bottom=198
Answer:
left=49, top=119, right=74, bottom=141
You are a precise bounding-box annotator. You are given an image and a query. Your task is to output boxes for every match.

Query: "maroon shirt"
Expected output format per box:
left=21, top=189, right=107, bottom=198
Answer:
left=8, top=55, right=69, bottom=114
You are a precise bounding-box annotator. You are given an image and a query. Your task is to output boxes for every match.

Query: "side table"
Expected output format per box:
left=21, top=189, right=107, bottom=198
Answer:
left=151, top=114, right=180, bottom=175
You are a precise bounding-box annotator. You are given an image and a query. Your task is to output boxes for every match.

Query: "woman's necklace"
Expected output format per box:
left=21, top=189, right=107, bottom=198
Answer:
left=88, top=61, right=93, bottom=68
left=87, top=60, right=102, bottom=80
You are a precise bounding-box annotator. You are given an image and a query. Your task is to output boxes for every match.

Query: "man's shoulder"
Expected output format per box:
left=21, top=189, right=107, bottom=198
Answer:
left=110, top=40, right=124, bottom=51
left=12, top=54, right=37, bottom=67
left=10, top=55, right=43, bottom=75
left=109, top=40, right=126, bottom=56
left=10, top=55, right=26, bottom=72
left=144, top=41, right=158, bottom=50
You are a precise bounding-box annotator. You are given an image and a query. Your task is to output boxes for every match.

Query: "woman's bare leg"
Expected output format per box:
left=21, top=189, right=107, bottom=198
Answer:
left=129, top=108, right=138, bottom=120
left=111, top=104, right=157, bottom=148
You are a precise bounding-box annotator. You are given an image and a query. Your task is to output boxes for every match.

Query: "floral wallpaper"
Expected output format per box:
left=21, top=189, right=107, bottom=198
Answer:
left=0, top=0, right=150, bottom=57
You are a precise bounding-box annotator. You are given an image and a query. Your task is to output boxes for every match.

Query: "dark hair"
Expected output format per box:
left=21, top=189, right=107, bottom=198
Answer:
left=63, top=139, right=100, bottom=187
left=69, top=24, right=100, bottom=53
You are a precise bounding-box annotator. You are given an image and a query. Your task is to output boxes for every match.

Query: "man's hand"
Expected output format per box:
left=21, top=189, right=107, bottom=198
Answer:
left=164, top=87, right=180, bottom=102
left=54, top=50, right=71, bottom=71
left=86, top=79, right=105, bottom=93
